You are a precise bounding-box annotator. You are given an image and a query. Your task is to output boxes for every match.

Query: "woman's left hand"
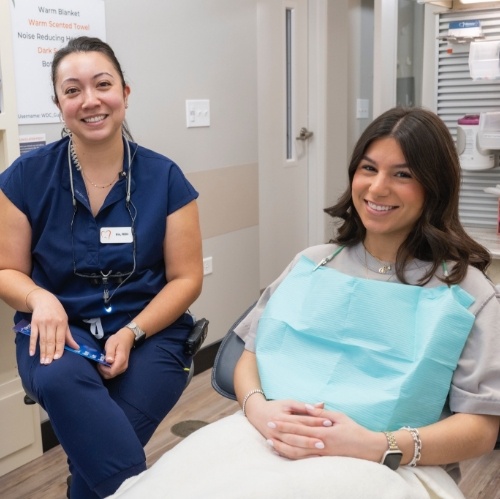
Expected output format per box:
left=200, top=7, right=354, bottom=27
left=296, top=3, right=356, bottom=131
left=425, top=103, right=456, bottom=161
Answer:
left=97, top=328, right=134, bottom=379
left=266, top=404, right=385, bottom=462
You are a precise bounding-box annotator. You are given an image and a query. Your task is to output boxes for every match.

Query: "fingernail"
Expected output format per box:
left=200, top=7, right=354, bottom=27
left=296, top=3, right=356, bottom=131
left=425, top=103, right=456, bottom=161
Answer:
left=40, top=357, right=46, bottom=364
left=323, top=420, right=333, bottom=427
left=53, top=354, right=60, bottom=360
left=305, top=403, right=315, bottom=410
left=266, top=439, right=274, bottom=447
left=315, top=441, right=325, bottom=449
left=267, top=421, right=276, bottom=429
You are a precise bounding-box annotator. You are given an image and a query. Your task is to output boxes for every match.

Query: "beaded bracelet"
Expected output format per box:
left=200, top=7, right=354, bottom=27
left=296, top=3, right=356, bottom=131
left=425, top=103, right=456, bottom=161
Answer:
left=242, top=388, right=266, bottom=416
left=400, top=426, right=422, bottom=467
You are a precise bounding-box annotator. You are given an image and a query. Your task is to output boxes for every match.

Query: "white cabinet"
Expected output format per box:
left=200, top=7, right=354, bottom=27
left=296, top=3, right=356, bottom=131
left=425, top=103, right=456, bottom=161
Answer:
left=0, top=0, right=43, bottom=477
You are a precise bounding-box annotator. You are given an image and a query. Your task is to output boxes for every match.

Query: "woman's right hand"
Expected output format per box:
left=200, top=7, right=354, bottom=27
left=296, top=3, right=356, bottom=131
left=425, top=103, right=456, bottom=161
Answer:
left=27, top=288, right=79, bottom=364
left=0, top=194, right=79, bottom=364
left=245, top=397, right=325, bottom=440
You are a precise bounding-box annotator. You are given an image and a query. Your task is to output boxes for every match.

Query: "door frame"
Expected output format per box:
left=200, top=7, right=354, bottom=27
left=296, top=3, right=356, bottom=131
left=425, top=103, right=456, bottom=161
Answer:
left=257, top=0, right=350, bottom=287
left=307, top=0, right=327, bottom=246
left=306, top=0, right=349, bottom=246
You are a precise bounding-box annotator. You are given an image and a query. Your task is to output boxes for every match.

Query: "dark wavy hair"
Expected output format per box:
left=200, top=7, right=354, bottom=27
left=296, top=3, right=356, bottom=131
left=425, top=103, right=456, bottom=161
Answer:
left=51, top=36, right=133, bottom=141
left=324, top=106, right=490, bottom=285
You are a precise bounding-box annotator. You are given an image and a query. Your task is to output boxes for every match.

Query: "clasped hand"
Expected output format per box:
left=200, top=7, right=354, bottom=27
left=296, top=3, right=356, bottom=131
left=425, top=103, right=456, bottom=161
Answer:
left=249, top=400, right=377, bottom=461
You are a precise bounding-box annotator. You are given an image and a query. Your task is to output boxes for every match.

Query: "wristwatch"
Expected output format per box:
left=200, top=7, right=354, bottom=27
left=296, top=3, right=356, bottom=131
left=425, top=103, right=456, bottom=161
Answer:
left=381, top=431, right=403, bottom=470
left=125, top=321, right=146, bottom=348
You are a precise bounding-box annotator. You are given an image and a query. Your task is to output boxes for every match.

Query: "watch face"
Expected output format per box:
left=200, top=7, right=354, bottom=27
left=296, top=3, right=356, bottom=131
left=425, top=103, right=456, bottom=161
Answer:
left=383, top=451, right=403, bottom=471
left=133, top=328, right=146, bottom=347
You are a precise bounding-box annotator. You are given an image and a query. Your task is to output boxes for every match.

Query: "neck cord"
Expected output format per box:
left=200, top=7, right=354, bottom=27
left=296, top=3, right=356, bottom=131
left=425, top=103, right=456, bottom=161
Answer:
left=313, top=245, right=345, bottom=271
left=68, top=137, right=138, bottom=305
left=312, top=244, right=450, bottom=284
left=68, top=137, right=134, bottom=208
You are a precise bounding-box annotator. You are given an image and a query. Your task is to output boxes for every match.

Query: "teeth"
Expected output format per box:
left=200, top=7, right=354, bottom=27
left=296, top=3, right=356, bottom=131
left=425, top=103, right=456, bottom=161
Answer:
left=367, top=201, right=393, bottom=212
left=84, top=115, right=105, bottom=123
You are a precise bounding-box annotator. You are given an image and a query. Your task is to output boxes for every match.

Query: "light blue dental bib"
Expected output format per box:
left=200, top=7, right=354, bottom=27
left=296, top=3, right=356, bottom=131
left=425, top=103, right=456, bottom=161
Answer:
left=255, top=255, right=476, bottom=431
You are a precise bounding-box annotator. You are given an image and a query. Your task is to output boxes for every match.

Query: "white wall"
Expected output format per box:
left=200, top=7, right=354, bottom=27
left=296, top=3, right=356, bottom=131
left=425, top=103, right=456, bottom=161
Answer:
left=104, top=0, right=261, bottom=345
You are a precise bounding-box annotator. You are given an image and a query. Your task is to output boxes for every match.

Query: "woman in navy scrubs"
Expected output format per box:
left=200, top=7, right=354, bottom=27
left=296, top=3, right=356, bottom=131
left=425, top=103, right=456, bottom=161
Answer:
left=0, top=37, right=203, bottom=498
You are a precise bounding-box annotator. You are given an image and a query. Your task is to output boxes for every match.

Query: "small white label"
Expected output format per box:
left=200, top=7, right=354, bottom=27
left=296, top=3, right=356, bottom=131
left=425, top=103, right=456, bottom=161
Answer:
left=100, top=227, right=133, bottom=244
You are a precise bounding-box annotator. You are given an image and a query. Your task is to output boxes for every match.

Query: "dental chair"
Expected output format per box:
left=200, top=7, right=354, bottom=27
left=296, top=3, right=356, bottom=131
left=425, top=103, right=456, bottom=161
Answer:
left=211, top=303, right=253, bottom=400
left=211, top=305, right=500, bottom=451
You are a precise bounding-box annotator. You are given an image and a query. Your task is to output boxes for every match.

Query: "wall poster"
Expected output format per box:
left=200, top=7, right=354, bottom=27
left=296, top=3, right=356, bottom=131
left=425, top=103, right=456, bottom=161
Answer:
left=10, top=0, right=105, bottom=124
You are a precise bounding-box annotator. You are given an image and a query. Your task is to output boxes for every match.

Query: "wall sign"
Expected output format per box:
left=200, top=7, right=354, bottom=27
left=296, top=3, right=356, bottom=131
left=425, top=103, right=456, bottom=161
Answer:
left=10, top=0, right=105, bottom=124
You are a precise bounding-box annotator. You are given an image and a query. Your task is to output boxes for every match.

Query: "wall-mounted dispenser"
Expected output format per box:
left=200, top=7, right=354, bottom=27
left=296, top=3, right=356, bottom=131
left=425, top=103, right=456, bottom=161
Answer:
left=456, top=115, right=495, bottom=170
left=469, top=40, right=500, bottom=80
left=479, top=111, right=500, bottom=150
left=438, top=19, right=484, bottom=55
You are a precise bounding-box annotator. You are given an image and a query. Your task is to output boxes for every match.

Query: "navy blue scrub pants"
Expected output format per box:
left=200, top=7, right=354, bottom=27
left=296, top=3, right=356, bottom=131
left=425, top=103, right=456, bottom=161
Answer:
left=16, top=317, right=193, bottom=498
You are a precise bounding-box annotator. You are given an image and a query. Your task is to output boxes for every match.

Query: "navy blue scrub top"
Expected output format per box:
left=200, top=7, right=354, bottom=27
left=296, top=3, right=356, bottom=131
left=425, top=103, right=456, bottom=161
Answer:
left=0, top=136, right=198, bottom=336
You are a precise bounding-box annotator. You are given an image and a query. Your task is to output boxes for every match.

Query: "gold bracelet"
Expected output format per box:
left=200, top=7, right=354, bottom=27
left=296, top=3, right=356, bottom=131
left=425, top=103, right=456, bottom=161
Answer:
left=25, top=287, right=42, bottom=313
left=242, top=389, right=266, bottom=416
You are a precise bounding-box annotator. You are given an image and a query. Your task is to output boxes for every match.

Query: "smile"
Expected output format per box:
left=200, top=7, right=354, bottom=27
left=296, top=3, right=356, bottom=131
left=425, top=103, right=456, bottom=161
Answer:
left=82, top=115, right=106, bottom=123
left=366, top=200, right=397, bottom=212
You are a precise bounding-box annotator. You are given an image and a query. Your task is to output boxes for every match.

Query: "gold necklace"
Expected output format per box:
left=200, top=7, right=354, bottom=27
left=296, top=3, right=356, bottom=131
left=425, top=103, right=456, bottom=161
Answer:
left=363, top=246, right=394, bottom=280
left=70, top=141, right=119, bottom=189
left=81, top=169, right=118, bottom=189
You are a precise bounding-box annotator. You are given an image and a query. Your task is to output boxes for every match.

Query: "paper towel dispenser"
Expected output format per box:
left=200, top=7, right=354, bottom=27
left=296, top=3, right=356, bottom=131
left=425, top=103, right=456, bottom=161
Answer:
left=479, top=111, right=500, bottom=150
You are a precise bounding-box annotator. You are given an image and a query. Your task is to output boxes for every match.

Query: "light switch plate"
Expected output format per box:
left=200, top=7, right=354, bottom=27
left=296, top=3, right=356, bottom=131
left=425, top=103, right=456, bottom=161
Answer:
left=186, top=99, right=210, bottom=128
left=356, top=98, right=369, bottom=119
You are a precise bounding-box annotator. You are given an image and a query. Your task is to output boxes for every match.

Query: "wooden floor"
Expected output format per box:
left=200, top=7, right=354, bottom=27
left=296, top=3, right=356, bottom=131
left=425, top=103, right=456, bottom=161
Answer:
left=0, top=369, right=498, bottom=499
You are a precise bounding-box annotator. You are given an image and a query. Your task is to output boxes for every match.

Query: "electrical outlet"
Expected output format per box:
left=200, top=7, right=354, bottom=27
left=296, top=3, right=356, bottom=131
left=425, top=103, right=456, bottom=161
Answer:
left=203, top=257, right=213, bottom=276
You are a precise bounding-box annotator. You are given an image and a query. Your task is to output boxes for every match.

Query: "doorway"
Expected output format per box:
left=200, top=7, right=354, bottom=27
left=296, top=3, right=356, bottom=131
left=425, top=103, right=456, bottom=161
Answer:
left=257, top=0, right=312, bottom=288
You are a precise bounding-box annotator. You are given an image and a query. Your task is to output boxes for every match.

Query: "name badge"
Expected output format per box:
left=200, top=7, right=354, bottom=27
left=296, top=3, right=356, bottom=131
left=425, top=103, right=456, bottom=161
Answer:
left=100, top=227, right=133, bottom=244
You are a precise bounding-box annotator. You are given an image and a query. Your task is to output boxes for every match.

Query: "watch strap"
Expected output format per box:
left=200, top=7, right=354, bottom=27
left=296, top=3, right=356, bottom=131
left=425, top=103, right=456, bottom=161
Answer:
left=125, top=321, right=146, bottom=347
left=384, top=431, right=399, bottom=452
left=381, top=431, right=403, bottom=470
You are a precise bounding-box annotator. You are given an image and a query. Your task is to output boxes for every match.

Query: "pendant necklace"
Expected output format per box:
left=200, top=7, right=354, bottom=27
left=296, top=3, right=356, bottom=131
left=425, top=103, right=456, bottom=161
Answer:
left=70, top=141, right=120, bottom=189
left=378, top=263, right=392, bottom=274
left=364, top=246, right=394, bottom=280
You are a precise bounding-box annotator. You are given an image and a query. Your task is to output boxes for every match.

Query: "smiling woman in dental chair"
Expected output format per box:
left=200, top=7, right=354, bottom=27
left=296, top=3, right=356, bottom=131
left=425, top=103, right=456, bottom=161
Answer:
left=0, top=37, right=203, bottom=498
left=108, top=107, right=500, bottom=499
